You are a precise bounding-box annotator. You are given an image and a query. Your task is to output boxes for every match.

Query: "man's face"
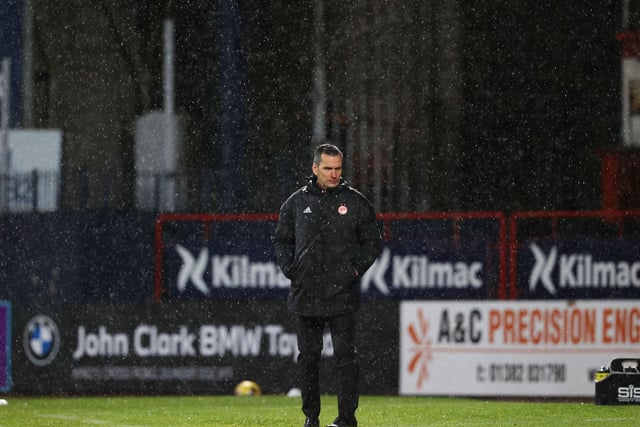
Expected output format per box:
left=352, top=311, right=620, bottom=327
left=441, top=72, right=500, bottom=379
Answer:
left=312, top=153, right=342, bottom=189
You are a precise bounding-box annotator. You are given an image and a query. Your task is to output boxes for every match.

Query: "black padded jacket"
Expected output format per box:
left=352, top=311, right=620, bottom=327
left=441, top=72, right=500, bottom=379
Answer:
left=272, top=176, right=382, bottom=316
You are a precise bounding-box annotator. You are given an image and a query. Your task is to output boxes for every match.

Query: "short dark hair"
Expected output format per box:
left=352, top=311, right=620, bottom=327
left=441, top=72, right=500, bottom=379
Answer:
left=313, top=143, right=343, bottom=165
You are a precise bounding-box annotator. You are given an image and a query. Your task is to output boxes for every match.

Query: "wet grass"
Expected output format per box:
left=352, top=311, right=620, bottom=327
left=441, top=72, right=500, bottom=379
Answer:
left=0, top=395, right=638, bottom=426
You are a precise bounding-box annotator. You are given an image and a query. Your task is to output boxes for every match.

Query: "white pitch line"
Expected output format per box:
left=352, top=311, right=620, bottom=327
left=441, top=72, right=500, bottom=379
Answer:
left=37, top=413, right=148, bottom=427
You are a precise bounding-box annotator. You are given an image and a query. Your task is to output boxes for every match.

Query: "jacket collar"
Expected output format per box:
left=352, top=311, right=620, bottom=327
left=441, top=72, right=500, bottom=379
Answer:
left=305, top=175, right=347, bottom=194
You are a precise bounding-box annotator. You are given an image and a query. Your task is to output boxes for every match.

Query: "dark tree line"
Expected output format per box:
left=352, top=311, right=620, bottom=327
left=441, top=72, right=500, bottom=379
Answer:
left=28, top=0, right=620, bottom=213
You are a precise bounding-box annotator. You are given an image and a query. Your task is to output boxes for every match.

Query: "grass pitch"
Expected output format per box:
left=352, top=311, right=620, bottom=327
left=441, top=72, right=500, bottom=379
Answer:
left=0, top=395, right=638, bottom=426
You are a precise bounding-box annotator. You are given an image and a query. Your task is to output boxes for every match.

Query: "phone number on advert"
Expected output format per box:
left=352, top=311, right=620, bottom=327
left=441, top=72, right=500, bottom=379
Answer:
left=476, top=363, right=566, bottom=383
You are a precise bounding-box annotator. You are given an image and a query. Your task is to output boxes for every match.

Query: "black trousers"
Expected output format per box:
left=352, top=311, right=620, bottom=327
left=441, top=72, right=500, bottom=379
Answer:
left=295, top=312, right=359, bottom=421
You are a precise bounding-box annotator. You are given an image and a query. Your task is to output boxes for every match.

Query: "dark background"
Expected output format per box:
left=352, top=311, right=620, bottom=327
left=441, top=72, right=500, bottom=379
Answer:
left=0, top=1, right=630, bottom=213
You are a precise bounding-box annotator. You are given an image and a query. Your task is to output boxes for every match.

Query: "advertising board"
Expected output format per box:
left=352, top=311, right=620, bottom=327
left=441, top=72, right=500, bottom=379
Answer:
left=516, top=240, right=640, bottom=299
left=11, top=301, right=398, bottom=395
left=164, top=241, right=492, bottom=301
left=400, top=300, right=640, bottom=397
left=0, top=301, right=10, bottom=392
left=12, top=302, right=300, bottom=395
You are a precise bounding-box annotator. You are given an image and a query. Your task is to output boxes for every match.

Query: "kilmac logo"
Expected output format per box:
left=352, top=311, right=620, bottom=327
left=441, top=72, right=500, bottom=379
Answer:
left=175, top=245, right=289, bottom=295
left=361, top=248, right=484, bottom=295
left=528, top=243, right=640, bottom=295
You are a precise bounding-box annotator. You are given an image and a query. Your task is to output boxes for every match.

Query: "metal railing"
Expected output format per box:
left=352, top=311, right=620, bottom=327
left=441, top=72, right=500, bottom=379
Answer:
left=0, top=171, right=192, bottom=213
left=0, top=170, right=59, bottom=213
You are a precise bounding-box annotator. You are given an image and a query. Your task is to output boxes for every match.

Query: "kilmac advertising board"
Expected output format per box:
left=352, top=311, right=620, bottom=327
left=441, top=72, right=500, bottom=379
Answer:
left=517, top=240, right=640, bottom=299
left=400, top=300, right=640, bottom=397
left=163, top=240, right=493, bottom=301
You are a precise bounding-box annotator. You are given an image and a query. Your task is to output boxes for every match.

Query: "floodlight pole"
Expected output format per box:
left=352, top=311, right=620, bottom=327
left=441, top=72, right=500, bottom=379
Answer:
left=162, top=18, right=176, bottom=211
left=312, top=0, right=326, bottom=144
left=0, top=58, right=10, bottom=211
left=22, top=0, right=34, bottom=127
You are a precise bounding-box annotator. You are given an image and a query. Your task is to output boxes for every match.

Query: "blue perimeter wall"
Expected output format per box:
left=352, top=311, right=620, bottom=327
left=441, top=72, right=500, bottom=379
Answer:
left=0, top=212, right=157, bottom=304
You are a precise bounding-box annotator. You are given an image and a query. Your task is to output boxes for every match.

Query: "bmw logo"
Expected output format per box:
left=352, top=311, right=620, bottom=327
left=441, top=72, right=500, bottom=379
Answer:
left=23, top=315, right=60, bottom=366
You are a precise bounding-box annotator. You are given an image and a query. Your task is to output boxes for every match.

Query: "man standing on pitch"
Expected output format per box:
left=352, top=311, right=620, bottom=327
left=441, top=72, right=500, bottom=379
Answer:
left=272, top=143, right=382, bottom=427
